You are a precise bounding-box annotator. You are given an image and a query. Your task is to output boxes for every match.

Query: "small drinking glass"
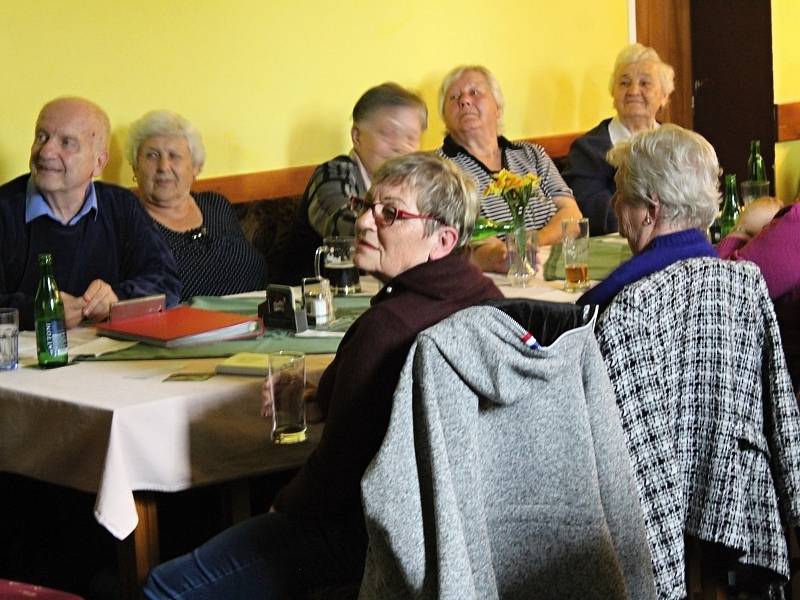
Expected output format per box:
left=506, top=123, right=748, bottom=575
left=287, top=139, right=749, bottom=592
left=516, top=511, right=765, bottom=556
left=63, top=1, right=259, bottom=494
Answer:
left=0, top=308, right=19, bottom=371
left=740, top=180, right=771, bottom=206
left=562, top=218, right=590, bottom=292
left=268, top=351, right=307, bottom=444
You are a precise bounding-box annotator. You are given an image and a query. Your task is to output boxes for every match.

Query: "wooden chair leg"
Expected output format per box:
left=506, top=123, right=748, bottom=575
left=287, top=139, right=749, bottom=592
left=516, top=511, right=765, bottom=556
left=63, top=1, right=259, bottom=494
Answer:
left=787, top=527, right=800, bottom=600
left=686, top=537, right=729, bottom=600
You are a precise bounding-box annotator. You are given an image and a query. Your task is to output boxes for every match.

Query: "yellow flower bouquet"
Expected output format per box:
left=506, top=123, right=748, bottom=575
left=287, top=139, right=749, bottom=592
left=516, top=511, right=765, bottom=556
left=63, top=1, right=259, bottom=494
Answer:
left=483, top=169, right=541, bottom=286
left=484, top=169, right=540, bottom=228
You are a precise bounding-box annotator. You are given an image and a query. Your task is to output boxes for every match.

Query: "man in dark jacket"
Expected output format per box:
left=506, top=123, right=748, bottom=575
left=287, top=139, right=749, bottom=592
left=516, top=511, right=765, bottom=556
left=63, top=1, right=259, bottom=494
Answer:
left=0, top=96, right=180, bottom=329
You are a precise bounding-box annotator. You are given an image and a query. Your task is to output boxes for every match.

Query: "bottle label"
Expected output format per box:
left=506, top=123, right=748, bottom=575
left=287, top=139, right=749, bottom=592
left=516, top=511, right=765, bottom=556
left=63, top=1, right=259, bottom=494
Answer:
left=42, top=319, right=68, bottom=356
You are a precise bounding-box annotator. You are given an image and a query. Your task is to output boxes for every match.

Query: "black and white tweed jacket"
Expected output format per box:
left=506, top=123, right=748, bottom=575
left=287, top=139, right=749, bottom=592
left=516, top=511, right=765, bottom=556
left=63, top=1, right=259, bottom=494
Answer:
left=596, top=257, right=800, bottom=600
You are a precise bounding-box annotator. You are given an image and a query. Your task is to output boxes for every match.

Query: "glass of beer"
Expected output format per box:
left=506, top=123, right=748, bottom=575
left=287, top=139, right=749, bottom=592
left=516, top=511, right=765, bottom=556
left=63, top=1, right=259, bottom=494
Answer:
left=561, top=218, right=590, bottom=292
left=314, top=236, right=361, bottom=295
left=268, top=351, right=307, bottom=444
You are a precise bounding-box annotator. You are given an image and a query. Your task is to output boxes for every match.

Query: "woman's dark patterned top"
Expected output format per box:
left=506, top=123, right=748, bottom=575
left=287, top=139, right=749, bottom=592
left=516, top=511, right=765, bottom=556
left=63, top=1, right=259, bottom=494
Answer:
left=153, top=192, right=266, bottom=301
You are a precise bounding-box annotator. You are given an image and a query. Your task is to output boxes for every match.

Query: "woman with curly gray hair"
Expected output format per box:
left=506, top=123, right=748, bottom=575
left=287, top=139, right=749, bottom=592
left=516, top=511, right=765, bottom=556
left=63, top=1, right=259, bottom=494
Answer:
left=127, top=110, right=266, bottom=299
left=564, top=43, right=675, bottom=235
left=576, top=124, right=719, bottom=310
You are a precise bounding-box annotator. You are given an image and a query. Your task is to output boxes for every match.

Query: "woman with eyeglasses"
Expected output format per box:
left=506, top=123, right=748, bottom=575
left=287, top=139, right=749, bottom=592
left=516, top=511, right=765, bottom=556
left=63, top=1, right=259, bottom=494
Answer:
left=127, top=110, right=266, bottom=301
left=142, top=152, right=502, bottom=599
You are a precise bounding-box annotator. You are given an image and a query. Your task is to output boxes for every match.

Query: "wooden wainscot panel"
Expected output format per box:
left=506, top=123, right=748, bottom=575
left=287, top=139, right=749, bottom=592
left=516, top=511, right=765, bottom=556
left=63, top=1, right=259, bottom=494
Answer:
left=777, top=102, right=800, bottom=143
left=525, top=131, right=581, bottom=163
left=192, top=164, right=316, bottom=204
left=192, top=131, right=581, bottom=204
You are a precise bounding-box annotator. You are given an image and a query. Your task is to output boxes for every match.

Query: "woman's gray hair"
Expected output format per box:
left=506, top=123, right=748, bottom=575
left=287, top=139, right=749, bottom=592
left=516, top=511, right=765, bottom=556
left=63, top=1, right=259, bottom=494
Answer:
left=438, top=65, right=504, bottom=132
left=126, top=110, right=206, bottom=171
left=607, top=124, right=720, bottom=229
left=371, top=152, right=479, bottom=250
left=609, top=43, right=675, bottom=100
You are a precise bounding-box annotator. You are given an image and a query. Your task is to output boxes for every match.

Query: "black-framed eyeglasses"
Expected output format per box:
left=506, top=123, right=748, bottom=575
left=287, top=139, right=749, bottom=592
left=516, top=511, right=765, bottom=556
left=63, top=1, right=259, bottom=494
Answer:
left=348, top=196, right=442, bottom=227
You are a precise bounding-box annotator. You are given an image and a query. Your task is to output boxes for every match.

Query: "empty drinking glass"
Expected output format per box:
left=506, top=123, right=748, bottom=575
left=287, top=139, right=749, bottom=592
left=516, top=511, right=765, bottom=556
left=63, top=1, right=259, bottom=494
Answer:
left=268, top=351, right=307, bottom=444
left=0, top=308, right=19, bottom=371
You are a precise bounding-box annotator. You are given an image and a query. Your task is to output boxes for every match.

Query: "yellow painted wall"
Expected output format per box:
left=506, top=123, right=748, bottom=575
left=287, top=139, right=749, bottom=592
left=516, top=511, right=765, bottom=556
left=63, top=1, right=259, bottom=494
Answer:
left=2, top=1, right=628, bottom=186
left=772, top=0, right=800, bottom=201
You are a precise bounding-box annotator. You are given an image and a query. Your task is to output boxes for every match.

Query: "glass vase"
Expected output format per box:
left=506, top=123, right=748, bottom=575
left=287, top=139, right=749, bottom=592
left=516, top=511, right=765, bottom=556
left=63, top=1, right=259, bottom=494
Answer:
left=506, top=223, right=537, bottom=287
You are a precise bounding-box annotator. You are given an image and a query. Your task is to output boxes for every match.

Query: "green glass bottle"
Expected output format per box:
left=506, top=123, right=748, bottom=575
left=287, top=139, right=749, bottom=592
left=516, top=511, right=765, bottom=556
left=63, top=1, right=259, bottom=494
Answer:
left=747, top=140, right=766, bottom=182
left=34, top=253, right=68, bottom=368
left=718, top=174, right=741, bottom=240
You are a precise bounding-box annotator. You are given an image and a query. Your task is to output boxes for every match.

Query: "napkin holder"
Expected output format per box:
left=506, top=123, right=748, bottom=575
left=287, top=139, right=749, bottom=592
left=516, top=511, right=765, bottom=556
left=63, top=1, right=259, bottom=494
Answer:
left=259, top=284, right=308, bottom=332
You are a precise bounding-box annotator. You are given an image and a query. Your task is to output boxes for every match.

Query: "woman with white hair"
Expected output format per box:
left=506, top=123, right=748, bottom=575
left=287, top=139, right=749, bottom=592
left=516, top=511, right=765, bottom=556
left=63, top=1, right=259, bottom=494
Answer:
left=564, top=43, right=675, bottom=235
left=127, top=110, right=266, bottom=300
left=576, top=124, right=718, bottom=310
left=438, top=65, right=582, bottom=272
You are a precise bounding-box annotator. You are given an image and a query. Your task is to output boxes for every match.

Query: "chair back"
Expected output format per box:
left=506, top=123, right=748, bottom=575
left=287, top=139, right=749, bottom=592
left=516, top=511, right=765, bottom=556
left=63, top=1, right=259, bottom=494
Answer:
left=360, top=300, right=656, bottom=600
left=596, top=257, right=800, bottom=599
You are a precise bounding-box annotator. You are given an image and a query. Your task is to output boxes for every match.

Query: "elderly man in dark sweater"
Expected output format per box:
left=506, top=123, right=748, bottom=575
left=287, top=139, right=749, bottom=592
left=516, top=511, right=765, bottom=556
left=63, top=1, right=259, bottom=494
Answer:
left=0, top=96, right=180, bottom=330
left=144, top=153, right=503, bottom=599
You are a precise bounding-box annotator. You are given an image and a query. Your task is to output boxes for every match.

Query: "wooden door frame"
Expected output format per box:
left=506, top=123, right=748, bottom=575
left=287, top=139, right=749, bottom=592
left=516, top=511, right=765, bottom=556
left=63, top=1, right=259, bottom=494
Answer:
left=634, top=0, right=693, bottom=129
left=635, top=0, right=800, bottom=145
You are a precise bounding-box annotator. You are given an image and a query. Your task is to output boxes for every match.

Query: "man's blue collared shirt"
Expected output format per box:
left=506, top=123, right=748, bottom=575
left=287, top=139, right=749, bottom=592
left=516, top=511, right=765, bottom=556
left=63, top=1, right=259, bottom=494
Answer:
left=25, top=177, right=98, bottom=225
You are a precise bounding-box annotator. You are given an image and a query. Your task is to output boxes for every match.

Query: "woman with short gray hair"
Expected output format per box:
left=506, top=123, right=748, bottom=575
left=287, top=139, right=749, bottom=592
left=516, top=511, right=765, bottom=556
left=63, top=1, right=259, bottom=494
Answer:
left=576, top=124, right=719, bottom=310
left=127, top=110, right=265, bottom=300
left=365, top=150, right=479, bottom=251
left=142, top=152, right=502, bottom=599
left=564, top=43, right=675, bottom=235
left=437, top=64, right=582, bottom=273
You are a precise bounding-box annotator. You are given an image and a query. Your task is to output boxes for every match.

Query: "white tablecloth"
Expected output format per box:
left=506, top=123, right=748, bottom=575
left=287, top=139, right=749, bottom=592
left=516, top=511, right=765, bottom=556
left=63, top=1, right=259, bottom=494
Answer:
left=485, top=242, right=593, bottom=303
left=0, top=329, right=329, bottom=540
left=0, top=257, right=584, bottom=541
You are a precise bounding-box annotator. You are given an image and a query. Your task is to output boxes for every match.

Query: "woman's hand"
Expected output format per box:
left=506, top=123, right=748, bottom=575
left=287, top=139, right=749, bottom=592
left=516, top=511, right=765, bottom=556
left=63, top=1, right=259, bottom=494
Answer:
left=469, top=237, right=508, bottom=273
left=535, top=197, right=583, bottom=246
left=261, top=374, right=319, bottom=421
left=735, top=197, right=782, bottom=238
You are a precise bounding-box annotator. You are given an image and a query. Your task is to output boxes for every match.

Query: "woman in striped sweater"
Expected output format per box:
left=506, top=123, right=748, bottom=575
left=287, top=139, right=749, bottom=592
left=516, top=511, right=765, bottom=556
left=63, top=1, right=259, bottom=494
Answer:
left=438, top=65, right=582, bottom=272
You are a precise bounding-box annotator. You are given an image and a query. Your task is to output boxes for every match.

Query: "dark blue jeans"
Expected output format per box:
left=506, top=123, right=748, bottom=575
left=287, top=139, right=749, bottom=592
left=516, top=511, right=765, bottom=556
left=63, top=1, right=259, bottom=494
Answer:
left=142, top=510, right=366, bottom=599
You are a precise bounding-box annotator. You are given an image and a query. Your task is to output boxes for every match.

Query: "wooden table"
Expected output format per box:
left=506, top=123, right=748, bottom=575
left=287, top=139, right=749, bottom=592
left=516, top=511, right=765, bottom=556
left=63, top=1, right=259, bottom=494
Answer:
left=0, top=263, right=594, bottom=597
left=0, top=329, right=332, bottom=598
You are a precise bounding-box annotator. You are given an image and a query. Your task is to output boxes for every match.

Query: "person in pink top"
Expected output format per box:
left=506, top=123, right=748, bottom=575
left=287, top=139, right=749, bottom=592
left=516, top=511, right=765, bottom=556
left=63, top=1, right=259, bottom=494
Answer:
left=718, top=198, right=800, bottom=389
left=717, top=198, right=800, bottom=300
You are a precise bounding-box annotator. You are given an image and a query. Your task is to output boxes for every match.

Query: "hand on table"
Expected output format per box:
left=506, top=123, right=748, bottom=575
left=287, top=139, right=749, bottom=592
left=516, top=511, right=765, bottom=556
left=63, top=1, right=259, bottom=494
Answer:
left=261, top=374, right=320, bottom=422
left=735, top=197, right=783, bottom=238
left=60, top=292, right=86, bottom=329
left=80, top=279, right=119, bottom=323
left=470, top=236, right=508, bottom=273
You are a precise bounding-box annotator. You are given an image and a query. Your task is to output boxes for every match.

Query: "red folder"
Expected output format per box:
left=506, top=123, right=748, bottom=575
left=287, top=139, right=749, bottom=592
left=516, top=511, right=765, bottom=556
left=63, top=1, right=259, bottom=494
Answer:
left=96, top=306, right=261, bottom=347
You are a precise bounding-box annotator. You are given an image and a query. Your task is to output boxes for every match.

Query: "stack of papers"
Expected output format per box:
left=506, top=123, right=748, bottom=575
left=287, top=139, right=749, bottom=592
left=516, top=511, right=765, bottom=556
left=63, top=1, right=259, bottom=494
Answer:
left=215, top=352, right=270, bottom=376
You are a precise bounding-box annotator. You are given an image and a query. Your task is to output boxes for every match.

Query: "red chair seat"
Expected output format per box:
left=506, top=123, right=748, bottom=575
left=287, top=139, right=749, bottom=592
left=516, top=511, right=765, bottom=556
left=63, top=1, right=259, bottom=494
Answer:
left=0, top=579, right=84, bottom=599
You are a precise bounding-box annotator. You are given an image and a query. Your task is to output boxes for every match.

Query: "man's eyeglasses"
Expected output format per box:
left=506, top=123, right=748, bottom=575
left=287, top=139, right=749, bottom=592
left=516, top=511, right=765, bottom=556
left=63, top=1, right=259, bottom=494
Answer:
left=348, top=196, right=442, bottom=227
